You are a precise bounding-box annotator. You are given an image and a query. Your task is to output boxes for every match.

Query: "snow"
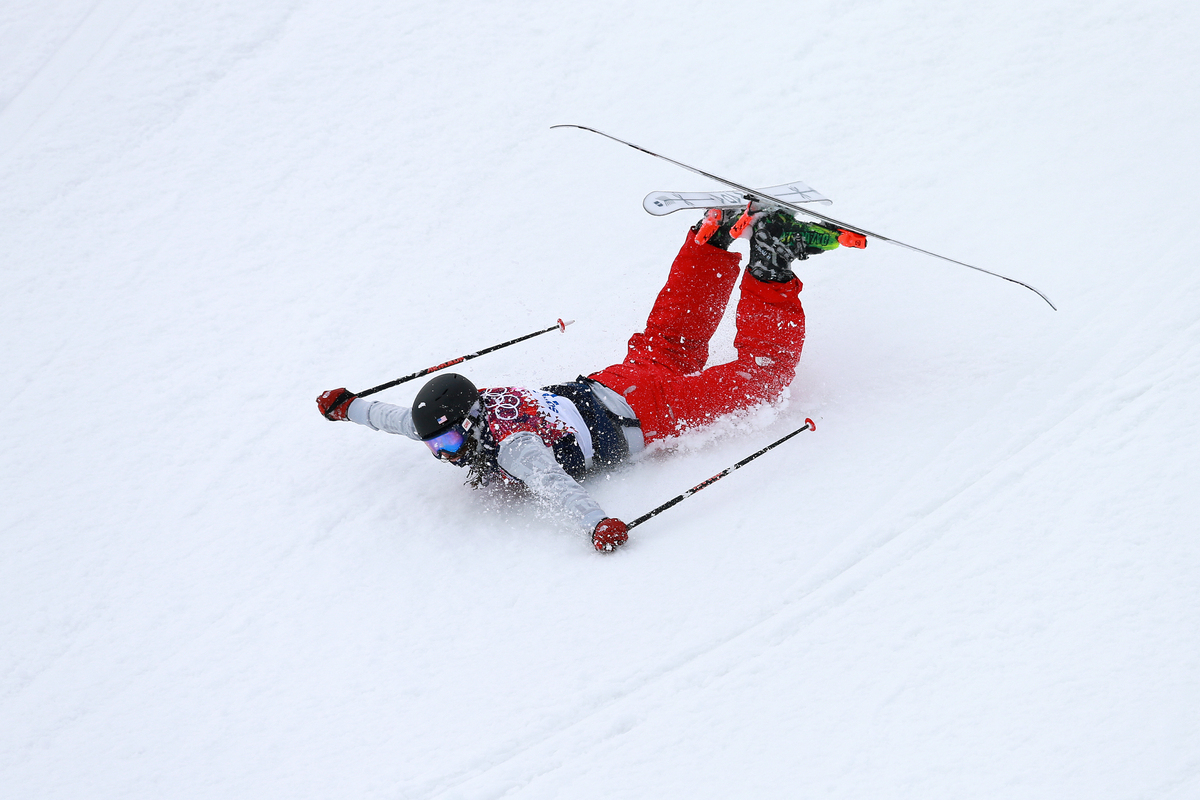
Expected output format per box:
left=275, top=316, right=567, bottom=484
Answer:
left=3, top=0, right=1199, bottom=797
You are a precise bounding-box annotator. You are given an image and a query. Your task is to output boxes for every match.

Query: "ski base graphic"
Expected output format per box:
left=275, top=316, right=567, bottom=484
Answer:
left=643, top=181, right=833, bottom=216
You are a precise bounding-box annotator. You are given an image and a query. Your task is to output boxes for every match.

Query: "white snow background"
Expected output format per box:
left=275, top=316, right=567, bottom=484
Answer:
left=3, top=0, right=1199, bottom=797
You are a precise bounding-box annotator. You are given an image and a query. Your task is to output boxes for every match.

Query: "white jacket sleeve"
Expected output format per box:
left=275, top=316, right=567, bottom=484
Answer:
left=345, top=400, right=608, bottom=532
left=497, top=432, right=608, bottom=532
left=346, top=399, right=421, bottom=440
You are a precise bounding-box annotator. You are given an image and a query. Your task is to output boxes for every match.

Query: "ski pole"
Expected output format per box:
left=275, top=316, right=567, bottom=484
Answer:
left=355, top=319, right=574, bottom=399
left=552, top=124, right=1056, bottom=311
left=626, top=418, right=817, bottom=531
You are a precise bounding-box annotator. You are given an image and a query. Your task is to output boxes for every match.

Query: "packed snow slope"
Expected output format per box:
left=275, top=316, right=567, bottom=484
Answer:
left=3, top=1, right=1199, bottom=798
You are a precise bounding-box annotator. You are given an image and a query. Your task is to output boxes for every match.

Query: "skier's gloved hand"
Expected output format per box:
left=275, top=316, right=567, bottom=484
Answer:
left=592, top=518, right=629, bottom=552
left=317, top=388, right=357, bottom=421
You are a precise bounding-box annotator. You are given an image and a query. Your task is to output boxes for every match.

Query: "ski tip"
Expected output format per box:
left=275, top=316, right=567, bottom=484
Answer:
left=805, top=417, right=816, bottom=431
left=558, top=318, right=574, bottom=332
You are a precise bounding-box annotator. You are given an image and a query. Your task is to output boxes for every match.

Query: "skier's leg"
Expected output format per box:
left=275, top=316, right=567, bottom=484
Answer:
left=655, top=270, right=805, bottom=430
left=589, top=230, right=741, bottom=438
left=603, top=270, right=805, bottom=440
left=590, top=207, right=833, bottom=442
left=625, top=229, right=742, bottom=374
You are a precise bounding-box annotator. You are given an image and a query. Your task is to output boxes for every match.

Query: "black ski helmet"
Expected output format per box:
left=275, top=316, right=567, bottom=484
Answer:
left=411, top=373, right=480, bottom=440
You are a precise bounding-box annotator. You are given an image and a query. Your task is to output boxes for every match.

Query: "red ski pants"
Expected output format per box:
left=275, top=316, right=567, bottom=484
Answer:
left=589, top=231, right=805, bottom=442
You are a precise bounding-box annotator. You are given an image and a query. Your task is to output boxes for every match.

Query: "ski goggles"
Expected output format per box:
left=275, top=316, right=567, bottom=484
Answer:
left=424, top=421, right=471, bottom=460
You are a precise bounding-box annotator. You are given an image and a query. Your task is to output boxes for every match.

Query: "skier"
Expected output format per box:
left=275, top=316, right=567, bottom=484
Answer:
left=316, top=207, right=864, bottom=551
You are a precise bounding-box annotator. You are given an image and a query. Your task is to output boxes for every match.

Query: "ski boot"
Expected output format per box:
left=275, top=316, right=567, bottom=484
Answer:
left=746, top=207, right=842, bottom=283
left=690, top=207, right=744, bottom=251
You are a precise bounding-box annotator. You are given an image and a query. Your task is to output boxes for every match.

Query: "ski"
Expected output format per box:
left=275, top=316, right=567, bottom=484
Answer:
left=644, top=181, right=832, bottom=217
left=552, top=124, right=1056, bottom=311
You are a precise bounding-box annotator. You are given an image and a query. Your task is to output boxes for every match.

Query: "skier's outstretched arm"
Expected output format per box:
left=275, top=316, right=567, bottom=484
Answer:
left=497, top=432, right=608, bottom=532
left=315, top=389, right=628, bottom=552
left=345, top=399, right=420, bottom=439
left=316, top=388, right=421, bottom=439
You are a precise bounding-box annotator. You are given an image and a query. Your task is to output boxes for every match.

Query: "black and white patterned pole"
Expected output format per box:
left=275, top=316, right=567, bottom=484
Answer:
left=353, top=319, right=574, bottom=399
left=626, top=418, right=816, bottom=531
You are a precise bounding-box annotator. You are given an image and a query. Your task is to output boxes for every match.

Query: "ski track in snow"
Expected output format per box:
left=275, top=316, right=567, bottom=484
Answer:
left=3, top=0, right=1200, bottom=798
left=0, top=0, right=142, bottom=158
left=420, top=318, right=1200, bottom=798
